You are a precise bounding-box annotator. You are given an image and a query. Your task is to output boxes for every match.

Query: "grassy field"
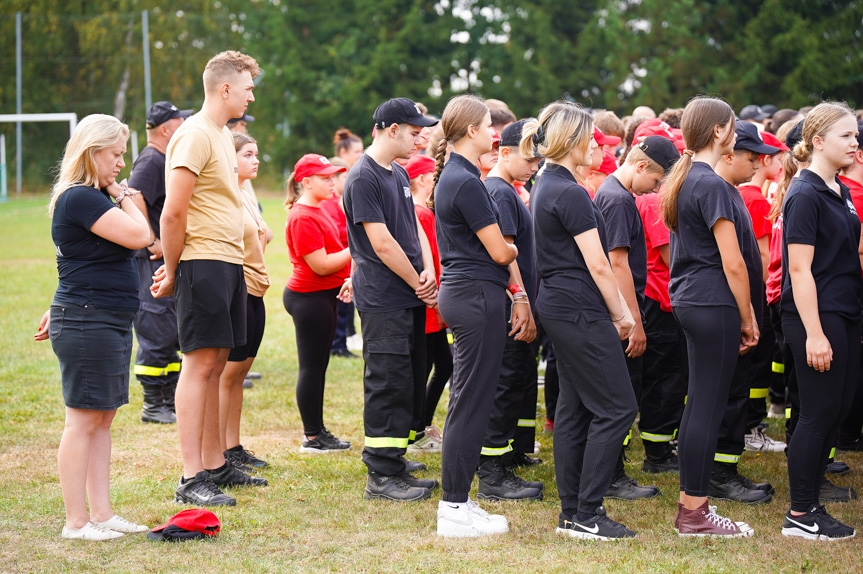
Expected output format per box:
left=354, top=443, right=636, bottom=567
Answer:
left=0, top=192, right=861, bottom=573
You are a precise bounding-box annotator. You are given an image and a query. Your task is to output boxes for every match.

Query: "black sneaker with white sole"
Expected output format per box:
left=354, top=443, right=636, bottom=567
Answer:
left=300, top=431, right=351, bottom=453
left=556, top=507, right=636, bottom=541
left=225, top=444, right=269, bottom=469
left=175, top=471, right=237, bottom=506
left=208, top=463, right=268, bottom=487
left=781, top=505, right=856, bottom=541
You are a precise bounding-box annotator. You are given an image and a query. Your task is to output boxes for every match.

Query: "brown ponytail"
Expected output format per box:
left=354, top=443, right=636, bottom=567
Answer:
left=428, top=137, right=448, bottom=209
left=333, top=128, right=362, bottom=157
left=283, top=171, right=303, bottom=208
left=661, top=97, right=734, bottom=231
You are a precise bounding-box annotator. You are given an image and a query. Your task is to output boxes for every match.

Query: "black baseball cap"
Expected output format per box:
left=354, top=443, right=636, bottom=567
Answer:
left=734, top=120, right=780, bottom=155
left=228, top=114, right=255, bottom=124
left=637, top=135, right=680, bottom=174
left=740, top=105, right=770, bottom=121
left=785, top=120, right=805, bottom=151
left=146, top=101, right=193, bottom=129
left=499, top=119, right=541, bottom=157
left=856, top=120, right=863, bottom=148
left=373, top=98, right=439, bottom=129
left=762, top=104, right=778, bottom=117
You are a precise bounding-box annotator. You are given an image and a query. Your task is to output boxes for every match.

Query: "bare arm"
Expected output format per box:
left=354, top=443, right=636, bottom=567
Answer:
left=713, top=218, right=757, bottom=352
left=129, top=190, right=163, bottom=259
left=89, top=183, right=150, bottom=249
left=787, top=243, right=832, bottom=372
left=504, top=235, right=536, bottom=342
left=302, top=247, right=352, bottom=276
left=757, top=235, right=770, bottom=283
left=609, top=247, right=645, bottom=357
left=364, top=221, right=423, bottom=290
left=475, top=223, right=518, bottom=266
left=151, top=167, right=196, bottom=298
left=574, top=228, right=634, bottom=339
left=415, top=214, right=438, bottom=304
left=658, top=244, right=670, bottom=267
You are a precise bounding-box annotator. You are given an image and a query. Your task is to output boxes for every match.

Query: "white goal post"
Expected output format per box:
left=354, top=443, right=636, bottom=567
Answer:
left=0, top=113, right=77, bottom=201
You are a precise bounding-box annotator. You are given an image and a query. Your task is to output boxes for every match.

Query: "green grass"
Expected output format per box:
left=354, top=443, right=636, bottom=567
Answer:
left=0, top=193, right=861, bottom=573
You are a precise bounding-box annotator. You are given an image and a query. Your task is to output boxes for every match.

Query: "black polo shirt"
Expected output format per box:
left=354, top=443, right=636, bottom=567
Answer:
left=486, top=176, right=537, bottom=304
left=670, top=161, right=745, bottom=309
left=342, top=154, right=424, bottom=312
left=594, top=174, right=648, bottom=299
left=434, top=153, right=510, bottom=288
left=531, top=163, right=610, bottom=322
left=727, top=182, right=764, bottom=326
left=129, top=145, right=166, bottom=258
left=781, top=169, right=863, bottom=320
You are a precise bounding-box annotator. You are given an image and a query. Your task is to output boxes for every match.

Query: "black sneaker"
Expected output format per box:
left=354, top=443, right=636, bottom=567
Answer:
left=364, top=471, right=431, bottom=502
left=819, top=477, right=858, bottom=503
left=781, top=505, right=856, bottom=540
left=404, top=459, right=427, bottom=472
left=708, top=468, right=771, bottom=504
left=477, top=458, right=543, bottom=501
left=224, top=450, right=254, bottom=473
left=175, top=471, right=236, bottom=506
left=826, top=461, right=851, bottom=475
left=300, top=431, right=351, bottom=453
left=321, top=427, right=351, bottom=449
left=605, top=474, right=661, bottom=500
left=556, top=507, right=636, bottom=541
left=642, top=454, right=680, bottom=474
left=510, top=452, right=542, bottom=467
left=225, top=444, right=269, bottom=469
left=208, top=463, right=268, bottom=487
left=398, top=471, right=439, bottom=490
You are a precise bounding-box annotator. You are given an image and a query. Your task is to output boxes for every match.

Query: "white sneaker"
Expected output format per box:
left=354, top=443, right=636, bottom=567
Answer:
left=61, top=522, right=124, bottom=541
left=767, top=403, right=786, bottom=419
left=407, top=426, right=443, bottom=453
left=346, top=334, right=363, bottom=352
left=92, top=514, right=148, bottom=533
left=534, top=441, right=541, bottom=454
left=437, top=499, right=509, bottom=538
left=745, top=427, right=786, bottom=452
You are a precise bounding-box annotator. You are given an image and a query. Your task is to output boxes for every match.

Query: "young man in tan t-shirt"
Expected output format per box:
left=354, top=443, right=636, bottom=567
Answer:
left=152, top=50, right=263, bottom=506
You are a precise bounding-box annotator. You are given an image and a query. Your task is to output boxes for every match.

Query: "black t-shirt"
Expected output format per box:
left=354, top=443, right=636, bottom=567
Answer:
left=728, top=182, right=764, bottom=325
left=343, top=154, right=424, bottom=312
left=435, top=153, right=509, bottom=288
left=594, top=174, right=648, bottom=299
left=531, top=163, right=610, bottom=322
left=486, top=176, right=537, bottom=303
left=128, top=146, right=165, bottom=259
left=669, top=162, right=743, bottom=309
left=52, top=185, right=139, bottom=310
left=781, top=169, right=863, bottom=320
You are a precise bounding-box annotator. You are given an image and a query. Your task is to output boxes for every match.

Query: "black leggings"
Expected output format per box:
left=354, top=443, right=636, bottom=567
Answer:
left=283, top=286, right=339, bottom=436
left=420, top=330, right=453, bottom=429
left=674, top=305, right=740, bottom=497
left=783, top=311, right=861, bottom=512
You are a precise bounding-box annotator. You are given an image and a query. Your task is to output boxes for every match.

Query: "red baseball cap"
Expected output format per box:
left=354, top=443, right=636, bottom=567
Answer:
left=759, top=130, right=790, bottom=153
left=596, top=150, right=618, bottom=175
left=491, top=127, right=501, bottom=147
left=594, top=126, right=621, bottom=146
left=632, top=119, right=675, bottom=145
left=147, top=509, right=220, bottom=541
left=405, top=154, right=436, bottom=180
left=294, top=154, right=347, bottom=181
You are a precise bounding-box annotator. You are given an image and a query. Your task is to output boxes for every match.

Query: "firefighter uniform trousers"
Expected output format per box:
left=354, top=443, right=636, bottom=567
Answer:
left=134, top=258, right=181, bottom=389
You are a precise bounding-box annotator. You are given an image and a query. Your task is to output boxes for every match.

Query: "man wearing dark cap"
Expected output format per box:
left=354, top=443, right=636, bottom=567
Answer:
left=740, top=105, right=771, bottom=127
left=227, top=113, right=254, bottom=134
left=128, top=101, right=192, bottom=424
left=709, top=121, right=782, bottom=505
left=342, top=97, right=440, bottom=501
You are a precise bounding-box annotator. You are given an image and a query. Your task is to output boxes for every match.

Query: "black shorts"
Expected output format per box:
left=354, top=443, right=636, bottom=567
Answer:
left=175, top=260, right=247, bottom=353
left=228, top=294, right=266, bottom=362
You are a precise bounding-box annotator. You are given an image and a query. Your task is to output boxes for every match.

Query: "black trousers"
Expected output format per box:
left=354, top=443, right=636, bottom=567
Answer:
left=746, top=290, right=773, bottom=428
left=133, top=257, right=181, bottom=387
left=544, top=341, right=560, bottom=423
left=837, top=332, right=863, bottom=445
left=639, top=297, right=688, bottom=451
left=675, top=305, right=740, bottom=497
left=439, top=280, right=507, bottom=503
left=784, top=312, right=861, bottom=511
left=283, top=287, right=339, bottom=436
left=770, top=303, right=799, bottom=444
left=513, top=336, right=540, bottom=454
left=418, top=329, right=453, bottom=430
left=358, top=305, right=426, bottom=476
left=544, top=315, right=638, bottom=515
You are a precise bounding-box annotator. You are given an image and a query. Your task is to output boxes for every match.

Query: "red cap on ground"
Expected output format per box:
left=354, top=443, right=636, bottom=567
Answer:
left=294, top=154, right=347, bottom=181
left=151, top=509, right=220, bottom=536
left=594, top=126, right=621, bottom=146
left=405, top=154, right=436, bottom=180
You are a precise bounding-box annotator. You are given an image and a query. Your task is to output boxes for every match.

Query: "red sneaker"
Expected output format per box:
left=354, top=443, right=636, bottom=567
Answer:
left=677, top=501, right=754, bottom=537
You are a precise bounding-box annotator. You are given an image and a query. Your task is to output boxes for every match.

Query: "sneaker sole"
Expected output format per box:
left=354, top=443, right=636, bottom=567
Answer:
left=781, top=527, right=856, bottom=541
left=477, top=491, right=543, bottom=501
left=363, top=488, right=431, bottom=502
left=174, top=493, right=236, bottom=506
left=556, top=527, right=634, bottom=541
left=299, top=446, right=351, bottom=454
left=407, top=446, right=442, bottom=453
left=437, top=523, right=509, bottom=537
left=678, top=529, right=754, bottom=538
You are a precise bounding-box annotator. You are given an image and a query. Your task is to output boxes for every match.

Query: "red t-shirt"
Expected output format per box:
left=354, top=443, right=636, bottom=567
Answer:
left=285, top=203, right=350, bottom=292
left=839, top=175, right=863, bottom=220
left=414, top=203, right=444, bottom=334
left=738, top=184, right=772, bottom=240
left=766, top=215, right=783, bottom=306
left=635, top=192, right=671, bottom=312
left=320, top=196, right=348, bottom=247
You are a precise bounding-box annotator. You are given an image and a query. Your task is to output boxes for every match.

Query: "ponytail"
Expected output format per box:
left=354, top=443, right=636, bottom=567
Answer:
left=427, top=138, right=448, bottom=209
left=660, top=151, right=693, bottom=232
left=283, top=172, right=303, bottom=208
left=768, top=152, right=798, bottom=222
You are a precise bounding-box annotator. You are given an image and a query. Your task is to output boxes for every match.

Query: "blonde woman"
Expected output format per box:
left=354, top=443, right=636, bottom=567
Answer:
left=35, top=114, right=152, bottom=540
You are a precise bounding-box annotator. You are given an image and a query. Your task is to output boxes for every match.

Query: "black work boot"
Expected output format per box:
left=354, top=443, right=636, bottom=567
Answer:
left=642, top=441, right=679, bottom=474
left=141, top=383, right=176, bottom=424
left=707, top=462, right=772, bottom=504
left=363, top=471, right=431, bottom=502
left=476, top=457, right=543, bottom=501
left=606, top=449, right=661, bottom=499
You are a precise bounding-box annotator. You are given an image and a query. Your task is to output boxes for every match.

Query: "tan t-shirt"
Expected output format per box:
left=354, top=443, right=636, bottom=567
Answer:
left=166, top=113, right=244, bottom=264
left=240, top=189, right=271, bottom=297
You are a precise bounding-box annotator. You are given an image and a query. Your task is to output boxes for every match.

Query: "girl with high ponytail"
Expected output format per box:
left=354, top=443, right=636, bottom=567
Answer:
left=526, top=100, right=638, bottom=541
left=663, top=97, right=757, bottom=537
left=779, top=102, right=860, bottom=540
left=432, top=94, right=521, bottom=538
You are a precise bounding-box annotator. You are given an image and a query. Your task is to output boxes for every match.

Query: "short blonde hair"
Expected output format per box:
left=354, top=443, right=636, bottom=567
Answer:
left=625, top=145, right=664, bottom=173
left=203, top=50, right=260, bottom=94
left=49, top=114, right=129, bottom=216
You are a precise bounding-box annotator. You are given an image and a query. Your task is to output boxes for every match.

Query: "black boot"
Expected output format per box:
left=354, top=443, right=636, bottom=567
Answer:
left=476, top=456, right=543, bottom=501
left=141, top=384, right=176, bottom=424
left=642, top=441, right=679, bottom=474
left=606, top=449, right=661, bottom=499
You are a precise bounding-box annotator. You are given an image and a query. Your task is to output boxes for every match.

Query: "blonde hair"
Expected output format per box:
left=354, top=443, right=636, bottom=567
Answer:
left=203, top=50, right=261, bottom=94
left=625, top=145, right=665, bottom=173
left=792, top=101, right=854, bottom=163
left=283, top=170, right=303, bottom=208
left=660, top=97, right=735, bottom=231
left=49, top=114, right=129, bottom=216
left=428, top=94, right=489, bottom=209
left=518, top=101, right=593, bottom=167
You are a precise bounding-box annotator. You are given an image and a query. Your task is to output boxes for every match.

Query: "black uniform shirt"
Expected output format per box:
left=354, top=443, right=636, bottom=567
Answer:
left=781, top=169, right=863, bottom=320
left=486, top=176, right=536, bottom=303
left=434, top=153, right=509, bottom=288
left=343, top=154, right=424, bottom=312
left=128, top=146, right=166, bottom=259
left=531, top=163, right=610, bottom=322
left=727, top=181, right=764, bottom=325
left=594, top=174, right=648, bottom=299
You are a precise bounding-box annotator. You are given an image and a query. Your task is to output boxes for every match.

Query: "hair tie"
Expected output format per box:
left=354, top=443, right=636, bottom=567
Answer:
left=683, top=149, right=695, bottom=157
left=532, top=125, right=546, bottom=147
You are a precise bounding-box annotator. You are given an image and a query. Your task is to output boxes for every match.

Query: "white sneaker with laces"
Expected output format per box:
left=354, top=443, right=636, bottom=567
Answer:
left=407, top=426, right=443, bottom=453
left=437, top=499, right=509, bottom=537
left=745, top=427, right=786, bottom=452
left=93, top=514, right=148, bottom=533
left=61, top=522, right=125, bottom=541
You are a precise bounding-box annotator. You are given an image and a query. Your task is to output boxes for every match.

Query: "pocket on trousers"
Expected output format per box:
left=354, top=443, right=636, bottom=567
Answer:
left=49, top=306, right=65, bottom=342
left=366, top=336, right=410, bottom=355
